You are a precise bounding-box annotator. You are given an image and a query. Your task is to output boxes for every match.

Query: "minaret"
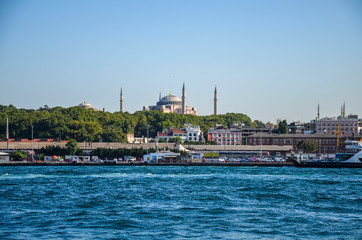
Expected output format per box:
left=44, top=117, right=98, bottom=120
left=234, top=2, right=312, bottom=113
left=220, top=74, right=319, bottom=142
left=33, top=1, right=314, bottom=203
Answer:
left=317, top=103, right=320, bottom=120
left=214, top=86, right=218, bottom=115
left=120, top=87, right=123, bottom=112
left=341, top=102, right=346, bottom=118
left=182, top=82, right=186, bottom=114
left=159, top=91, right=162, bottom=101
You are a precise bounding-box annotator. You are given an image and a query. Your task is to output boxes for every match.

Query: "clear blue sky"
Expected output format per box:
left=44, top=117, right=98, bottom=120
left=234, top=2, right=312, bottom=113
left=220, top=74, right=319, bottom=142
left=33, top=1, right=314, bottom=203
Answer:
left=1, top=0, right=361, bottom=123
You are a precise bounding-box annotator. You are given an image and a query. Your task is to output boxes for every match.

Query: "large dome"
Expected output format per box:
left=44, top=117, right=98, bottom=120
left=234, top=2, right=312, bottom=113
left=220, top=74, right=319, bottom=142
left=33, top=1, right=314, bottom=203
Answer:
left=79, top=101, right=93, bottom=109
left=157, top=94, right=182, bottom=106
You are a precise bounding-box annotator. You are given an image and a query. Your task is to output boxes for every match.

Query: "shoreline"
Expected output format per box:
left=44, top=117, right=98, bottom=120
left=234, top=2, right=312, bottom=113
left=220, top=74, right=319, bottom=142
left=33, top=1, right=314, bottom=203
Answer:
left=0, top=161, right=293, bottom=167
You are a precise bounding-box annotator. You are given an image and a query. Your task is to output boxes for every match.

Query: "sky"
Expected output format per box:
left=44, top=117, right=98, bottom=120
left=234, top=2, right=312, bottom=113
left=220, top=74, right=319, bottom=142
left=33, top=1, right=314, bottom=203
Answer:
left=0, top=0, right=361, bottom=123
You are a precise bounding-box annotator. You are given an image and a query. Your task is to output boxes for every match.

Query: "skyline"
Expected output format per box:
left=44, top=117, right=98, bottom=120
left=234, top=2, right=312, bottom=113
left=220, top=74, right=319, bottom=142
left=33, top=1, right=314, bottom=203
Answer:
left=0, top=0, right=361, bottom=123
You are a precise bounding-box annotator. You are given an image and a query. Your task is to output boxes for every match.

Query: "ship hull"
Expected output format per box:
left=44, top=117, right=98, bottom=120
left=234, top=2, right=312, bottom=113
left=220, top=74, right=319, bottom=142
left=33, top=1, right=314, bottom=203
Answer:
left=289, top=159, right=362, bottom=168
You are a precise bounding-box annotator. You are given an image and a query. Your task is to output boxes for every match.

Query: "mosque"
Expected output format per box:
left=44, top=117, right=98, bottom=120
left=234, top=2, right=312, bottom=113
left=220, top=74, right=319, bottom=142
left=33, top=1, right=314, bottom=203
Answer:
left=143, top=83, right=198, bottom=115
left=78, top=101, right=104, bottom=111
left=120, top=83, right=218, bottom=116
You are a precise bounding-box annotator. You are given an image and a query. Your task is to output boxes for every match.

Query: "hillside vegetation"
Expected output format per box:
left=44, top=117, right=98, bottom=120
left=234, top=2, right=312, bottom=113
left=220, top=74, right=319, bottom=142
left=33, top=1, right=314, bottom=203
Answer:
left=0, top=105, right=264, bottom=142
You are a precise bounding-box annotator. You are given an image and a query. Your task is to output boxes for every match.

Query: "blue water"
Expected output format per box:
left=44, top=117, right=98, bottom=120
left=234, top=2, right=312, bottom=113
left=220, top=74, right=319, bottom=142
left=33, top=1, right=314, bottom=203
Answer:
left=0, top=166, right=361, bottom=239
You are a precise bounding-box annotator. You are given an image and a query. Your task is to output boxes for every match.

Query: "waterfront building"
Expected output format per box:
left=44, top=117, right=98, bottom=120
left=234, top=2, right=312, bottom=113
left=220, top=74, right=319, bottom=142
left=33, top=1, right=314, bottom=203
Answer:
left=157, top=123, right=203, bottom=142
left=143, top=152, right=180, bottom=163
left=207, top=124, right=273, bottom=145
left=143, top=83, right=198, bottom=115
left=246, top=133, right=361, bottom=154
left=0, top=152, right=10, bottom=162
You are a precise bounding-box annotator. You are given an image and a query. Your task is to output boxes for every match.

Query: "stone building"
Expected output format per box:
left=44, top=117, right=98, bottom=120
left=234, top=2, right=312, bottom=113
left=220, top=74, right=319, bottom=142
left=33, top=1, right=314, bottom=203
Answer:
left=208, top=124, right=273, bottom=145
left=246, top=133, right=361, bottom=154
left=314, top=103, right=361, bottom=136
left=315, top=115, right=360, bottom=136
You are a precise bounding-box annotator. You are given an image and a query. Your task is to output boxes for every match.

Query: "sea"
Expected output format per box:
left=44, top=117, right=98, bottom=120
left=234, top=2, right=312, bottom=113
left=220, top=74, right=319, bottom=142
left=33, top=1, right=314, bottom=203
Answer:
left=0, top=166, right=361, bottom=240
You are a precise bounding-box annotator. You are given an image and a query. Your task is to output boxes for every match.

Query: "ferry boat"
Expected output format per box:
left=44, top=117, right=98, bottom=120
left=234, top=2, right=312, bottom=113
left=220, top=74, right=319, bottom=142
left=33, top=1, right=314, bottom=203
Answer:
left=290, top=140, right=362, bottom=168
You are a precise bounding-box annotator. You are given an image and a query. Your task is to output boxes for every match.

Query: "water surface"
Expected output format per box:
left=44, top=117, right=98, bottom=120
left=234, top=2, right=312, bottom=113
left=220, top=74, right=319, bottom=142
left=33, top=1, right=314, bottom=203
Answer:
left=0, top=166, right=361, bottom=239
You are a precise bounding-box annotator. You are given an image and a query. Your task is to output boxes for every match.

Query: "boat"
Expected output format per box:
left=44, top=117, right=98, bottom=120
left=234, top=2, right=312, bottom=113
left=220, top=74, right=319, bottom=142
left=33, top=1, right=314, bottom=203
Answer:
left=289, top=140, right=362, bottom=168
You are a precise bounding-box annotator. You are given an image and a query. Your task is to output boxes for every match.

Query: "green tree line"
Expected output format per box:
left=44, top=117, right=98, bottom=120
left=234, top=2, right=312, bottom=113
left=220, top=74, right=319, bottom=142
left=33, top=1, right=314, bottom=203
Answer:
left=0, top=105, right=264, bottom=142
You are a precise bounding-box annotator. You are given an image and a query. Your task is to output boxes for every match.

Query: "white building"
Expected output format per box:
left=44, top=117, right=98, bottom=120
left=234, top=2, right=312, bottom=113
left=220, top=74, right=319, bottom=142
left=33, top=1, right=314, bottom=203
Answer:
left=157, top=123, right=203, bottom=142
left=0, top=152, right=9, bottom=162
left=143, top=152, right=180, bottom=163
left=184, top=123, right=203, bottom=142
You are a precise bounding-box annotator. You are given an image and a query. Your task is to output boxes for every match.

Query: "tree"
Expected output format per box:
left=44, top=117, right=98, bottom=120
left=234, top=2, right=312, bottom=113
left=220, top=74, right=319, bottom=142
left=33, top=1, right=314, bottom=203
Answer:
left=123, top=119, right=132, bottom=134
left=39, top=145, right=67, bottom=156
left=0, top=105, right=262, bottom=142
left=252, top=120, right=266, bottom=128
left=297, top=139, right=318, bottom=153
left=168, top=136, right=183, bottom=143
left=10, top=150, right=27, bottom=161
left=66, top=139, right=79, bottom=155
left=278, top=120, right=288, bottom=134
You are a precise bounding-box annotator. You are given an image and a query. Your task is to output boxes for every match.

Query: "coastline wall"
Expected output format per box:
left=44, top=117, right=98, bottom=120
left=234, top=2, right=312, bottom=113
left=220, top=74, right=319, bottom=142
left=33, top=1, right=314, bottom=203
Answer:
left=0, top=141, right=293, bottom=153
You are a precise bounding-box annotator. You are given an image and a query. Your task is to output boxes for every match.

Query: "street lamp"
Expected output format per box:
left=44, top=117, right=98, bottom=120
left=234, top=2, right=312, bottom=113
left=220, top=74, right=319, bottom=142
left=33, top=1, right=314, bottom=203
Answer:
left=31, top=125, right=34, bottom=162
left=146, top=125, right=149, bottom=155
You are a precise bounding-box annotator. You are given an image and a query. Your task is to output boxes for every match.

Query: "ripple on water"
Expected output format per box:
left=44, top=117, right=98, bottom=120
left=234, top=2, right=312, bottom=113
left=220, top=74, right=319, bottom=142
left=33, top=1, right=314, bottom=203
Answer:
left=0, top=166, right=361, bottom=240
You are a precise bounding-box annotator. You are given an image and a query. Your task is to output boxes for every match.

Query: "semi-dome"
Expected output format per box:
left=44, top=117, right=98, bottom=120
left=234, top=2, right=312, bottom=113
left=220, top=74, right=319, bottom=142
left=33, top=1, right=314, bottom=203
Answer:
left=157, top=94, right=182, bottom=106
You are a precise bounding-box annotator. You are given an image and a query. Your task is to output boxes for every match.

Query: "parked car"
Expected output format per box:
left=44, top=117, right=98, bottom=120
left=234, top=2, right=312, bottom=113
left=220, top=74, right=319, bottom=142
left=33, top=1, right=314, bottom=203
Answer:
left=124, top=156, right=136, bottom=162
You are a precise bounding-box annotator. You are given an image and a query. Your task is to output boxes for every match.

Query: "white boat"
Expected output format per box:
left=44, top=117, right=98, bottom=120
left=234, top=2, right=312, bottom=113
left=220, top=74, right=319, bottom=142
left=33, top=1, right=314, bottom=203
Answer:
left=336, top=140, right=362, bottom=163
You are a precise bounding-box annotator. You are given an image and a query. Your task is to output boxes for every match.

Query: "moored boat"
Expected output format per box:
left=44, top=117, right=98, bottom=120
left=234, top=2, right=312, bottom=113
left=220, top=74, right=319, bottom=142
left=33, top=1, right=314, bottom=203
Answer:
left=290, top=140, right=362, bottom=168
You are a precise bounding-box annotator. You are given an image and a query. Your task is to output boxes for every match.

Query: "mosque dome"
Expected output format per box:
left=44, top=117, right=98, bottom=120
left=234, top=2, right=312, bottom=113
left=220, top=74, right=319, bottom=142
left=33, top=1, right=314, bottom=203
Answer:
left=157, top=94, right=182, bottom=106
left=79, top=101, right=93, bottom=109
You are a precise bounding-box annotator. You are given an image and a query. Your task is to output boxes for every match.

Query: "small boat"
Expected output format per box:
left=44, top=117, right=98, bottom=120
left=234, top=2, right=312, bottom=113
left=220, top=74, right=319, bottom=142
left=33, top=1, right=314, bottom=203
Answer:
left=290, top=140, right=362, bottom=168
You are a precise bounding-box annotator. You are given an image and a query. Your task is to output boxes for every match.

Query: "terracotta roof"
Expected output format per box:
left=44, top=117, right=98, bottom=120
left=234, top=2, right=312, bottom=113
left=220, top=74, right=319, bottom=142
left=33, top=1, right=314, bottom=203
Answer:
left=172, top=130, right=186, bottom=134
left=158, top=133, right=172, bottom=137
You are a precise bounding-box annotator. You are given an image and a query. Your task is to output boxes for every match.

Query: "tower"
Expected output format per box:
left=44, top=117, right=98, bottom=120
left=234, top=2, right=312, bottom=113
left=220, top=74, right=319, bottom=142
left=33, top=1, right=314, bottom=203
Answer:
left=343, top=102, right=346, bottom=117
left=317, top=103, right=320, bottom=120
left=120, top=87, right=123, bottom=112
left=341, top=102, right=346, bottom=118
left=214, top=86, right=218, bottom=115
left=182, top=82, right=186, bottom=114
left=159, top=91, right=161, bottom=101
